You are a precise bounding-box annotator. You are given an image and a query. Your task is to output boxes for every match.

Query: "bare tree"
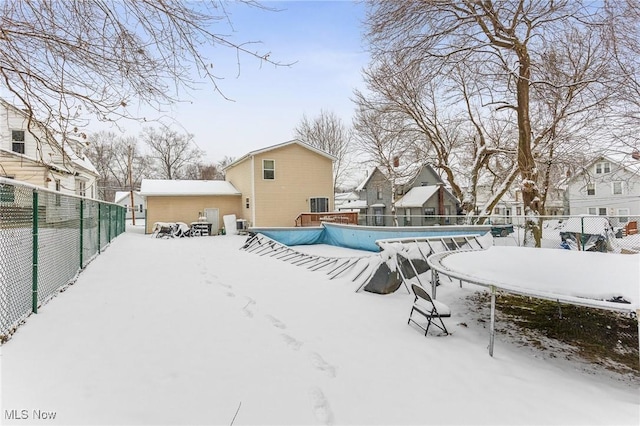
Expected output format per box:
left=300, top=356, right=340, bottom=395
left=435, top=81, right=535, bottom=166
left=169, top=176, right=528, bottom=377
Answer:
left=85, top=131, right=117, bottom=200
left=364, top=1, right=632, bottom=245
left=141, top=126, right=204, bottom=180
left=294, top=109, right=353, bottom=191
left=353, top=53, right=519, bottom=221
left=86, top=131, right=150, bottom=201
left=0, top=0, right=285, bottom=150
left=352, top=105, right=420, bottom=225
left=184, top=162, right=224, bottom=180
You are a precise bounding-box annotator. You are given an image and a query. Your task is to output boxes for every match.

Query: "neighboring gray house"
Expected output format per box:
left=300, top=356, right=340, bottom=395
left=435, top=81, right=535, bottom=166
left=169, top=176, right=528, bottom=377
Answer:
left=114, top=191, right=146, bottom=220
left=354, top=164, right=460, bottom=226
left=565, top=154, right=640, bottom=226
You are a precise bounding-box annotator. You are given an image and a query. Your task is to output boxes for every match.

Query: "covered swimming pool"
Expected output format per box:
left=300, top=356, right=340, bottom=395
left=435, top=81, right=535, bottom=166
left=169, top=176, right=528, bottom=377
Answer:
left=249, top=222, right=492, bottom=252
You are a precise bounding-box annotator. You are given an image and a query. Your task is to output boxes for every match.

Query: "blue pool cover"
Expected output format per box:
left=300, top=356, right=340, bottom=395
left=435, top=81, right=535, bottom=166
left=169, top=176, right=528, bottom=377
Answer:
left=250, top=222, right=491, bottom=252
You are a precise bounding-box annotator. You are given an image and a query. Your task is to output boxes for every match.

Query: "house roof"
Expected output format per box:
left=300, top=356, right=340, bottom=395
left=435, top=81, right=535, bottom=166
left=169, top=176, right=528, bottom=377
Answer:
left=395, top=186, right=440, bottom=208
left=336, top=199, right=368, bottom=211
left=566, top=153, right=640, bottom=186
left=355, top=167, right=381, bottom=192
left=355, top=164, right=444, bottom=192
left=114, top=191, right=142, bottom=204
left=223, top=139, right=336, bottom=171
left=140, top=179, right=241, bottom=196
left=60, top=138, right=99, bottom=176
left=0, top=147, right=72, bottom=175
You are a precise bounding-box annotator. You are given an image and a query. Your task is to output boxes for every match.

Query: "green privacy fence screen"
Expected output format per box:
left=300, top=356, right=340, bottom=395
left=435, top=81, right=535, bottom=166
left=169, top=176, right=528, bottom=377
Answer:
left=0, top=177, right=125, bottom=342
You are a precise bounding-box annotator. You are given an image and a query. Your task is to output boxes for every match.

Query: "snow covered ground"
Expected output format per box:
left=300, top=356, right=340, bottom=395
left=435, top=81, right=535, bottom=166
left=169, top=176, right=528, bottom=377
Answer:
left=1, top=224, right=638, bottom=425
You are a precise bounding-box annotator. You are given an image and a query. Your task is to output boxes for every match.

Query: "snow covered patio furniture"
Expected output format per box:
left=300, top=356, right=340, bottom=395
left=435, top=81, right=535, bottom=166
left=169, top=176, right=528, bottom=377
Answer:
left=151, top=222, right=191, bottom=238
left=408, top=283, right=451, bottom=336
left=152, top=222, right=175, bottom=238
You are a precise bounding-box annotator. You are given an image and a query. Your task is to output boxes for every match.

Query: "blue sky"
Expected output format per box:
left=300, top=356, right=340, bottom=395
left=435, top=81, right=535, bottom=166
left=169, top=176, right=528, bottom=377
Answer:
left=111, top=0, right=369, bottom=163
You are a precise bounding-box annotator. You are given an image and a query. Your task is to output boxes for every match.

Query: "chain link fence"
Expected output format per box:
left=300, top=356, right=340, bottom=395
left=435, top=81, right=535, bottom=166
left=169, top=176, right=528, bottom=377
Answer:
left=354, top=213, right=640, bottom=253
left=0, top=178, right=125, bottom=342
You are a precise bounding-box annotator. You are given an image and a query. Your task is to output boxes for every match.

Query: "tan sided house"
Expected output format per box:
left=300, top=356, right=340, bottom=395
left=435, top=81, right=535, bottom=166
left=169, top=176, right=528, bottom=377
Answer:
left=140, top=179, right=242, bottom=234
left=224, top=139, right=336, bottom=227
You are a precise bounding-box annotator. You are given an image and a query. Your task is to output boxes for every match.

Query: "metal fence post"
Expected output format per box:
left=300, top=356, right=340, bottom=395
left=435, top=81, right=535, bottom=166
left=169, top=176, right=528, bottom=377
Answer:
left=108, top=204, right=112, bottom=243
left=97, top=202, right=101, bottom=254
left=32, top=190, right=38, bottom=314
left=580, top=216, right=585, bottom=251
left=79, top=198, right=84, bottom=268
left=489, top=285, right=496, bottom=357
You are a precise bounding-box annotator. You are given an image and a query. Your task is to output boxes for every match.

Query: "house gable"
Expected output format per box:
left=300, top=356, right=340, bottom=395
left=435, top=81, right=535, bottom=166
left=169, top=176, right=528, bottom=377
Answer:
left=224, top=140, right=335, bottom=227
left=566, top=155, right=640, bottom=217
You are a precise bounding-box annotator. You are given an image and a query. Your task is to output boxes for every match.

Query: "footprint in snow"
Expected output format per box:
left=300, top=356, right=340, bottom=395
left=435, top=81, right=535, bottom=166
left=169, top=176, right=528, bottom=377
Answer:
left=280, top=334, right=303, bottom=351
left=242, top=297, right=255, bottom=317
left=308, top=387, right=334, bottom=425
left=265, top=314, right=286, bottom=329
left=309, top=352, right=336, bottom=378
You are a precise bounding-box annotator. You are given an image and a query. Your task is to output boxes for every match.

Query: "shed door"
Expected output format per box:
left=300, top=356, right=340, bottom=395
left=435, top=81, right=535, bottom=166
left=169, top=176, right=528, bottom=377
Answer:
left=204, top=208, right=219, bottom=233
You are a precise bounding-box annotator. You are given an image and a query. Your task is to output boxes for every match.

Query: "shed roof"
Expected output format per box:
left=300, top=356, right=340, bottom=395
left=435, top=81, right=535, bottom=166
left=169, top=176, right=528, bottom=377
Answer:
left=140, top=179, right=240, bottom=196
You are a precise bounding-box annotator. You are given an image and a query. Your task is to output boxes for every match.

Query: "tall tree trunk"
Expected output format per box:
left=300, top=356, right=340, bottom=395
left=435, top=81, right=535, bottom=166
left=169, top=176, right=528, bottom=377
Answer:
left=515, top=44, right=541, bottom=247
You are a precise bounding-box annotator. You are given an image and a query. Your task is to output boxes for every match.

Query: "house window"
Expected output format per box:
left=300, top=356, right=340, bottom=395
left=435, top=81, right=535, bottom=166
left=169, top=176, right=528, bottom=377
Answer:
left=588, top=207, right=596, bottom=215
left=595, top=161, right=610, bottom=174
left=617, top=209, right=629, bottom=223
left=139, top=204, right=143, bottom=212
left=424, top=207, right=436, bottom=216
left=77, top=180, right=86, bottom=197
left=373, top=207, right=384, bottom=226
left=11, top=130, right=25, bottom=154
left=612, top=182, right=623, bottom=195
left=376, top=186, right=382, bottom=200
left=599, top=208, right=607, bottom=216
left=263, top=160, right=275, bottom=180
left=587, top=183, right=595, bottom=196
left=516, top=207, right=522, bottom=215
left=310, top=197, right=329, bottom=213
left=494, top=207, right=500, bottom=214
left=245, top=197, right=250, bottom=209
left=54, top=179, right=61, bottom=206
left=404, top=208, right=411, bottom=226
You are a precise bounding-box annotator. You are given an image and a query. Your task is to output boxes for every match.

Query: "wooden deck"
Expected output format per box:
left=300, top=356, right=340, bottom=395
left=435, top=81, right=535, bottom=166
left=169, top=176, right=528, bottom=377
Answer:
left=295, top=211, right=358, bottom=227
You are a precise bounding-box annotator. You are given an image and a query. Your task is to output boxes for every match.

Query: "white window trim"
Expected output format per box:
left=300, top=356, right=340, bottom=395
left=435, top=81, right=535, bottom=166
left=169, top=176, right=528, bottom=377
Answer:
left=11, top=129, right=25, bottom=154
left=262, top=159, right=275, bottom=180
left=612, top=181, right=623, bottom=195
left=309, top=196, right=329, bottom=213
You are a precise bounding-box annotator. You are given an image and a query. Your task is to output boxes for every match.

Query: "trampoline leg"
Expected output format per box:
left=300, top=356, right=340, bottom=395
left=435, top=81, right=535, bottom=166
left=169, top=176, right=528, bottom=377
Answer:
left=489, top=285, right=496, bottom=357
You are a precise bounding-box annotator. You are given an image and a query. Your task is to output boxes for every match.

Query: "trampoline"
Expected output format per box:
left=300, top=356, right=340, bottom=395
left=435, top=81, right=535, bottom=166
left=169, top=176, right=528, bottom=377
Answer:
left=427, top=246, right=639, bottom=356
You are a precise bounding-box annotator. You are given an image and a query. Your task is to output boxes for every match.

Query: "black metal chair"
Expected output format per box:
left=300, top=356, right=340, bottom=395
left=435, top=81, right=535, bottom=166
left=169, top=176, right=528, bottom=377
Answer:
left=408, top=283, right=451, bottom=336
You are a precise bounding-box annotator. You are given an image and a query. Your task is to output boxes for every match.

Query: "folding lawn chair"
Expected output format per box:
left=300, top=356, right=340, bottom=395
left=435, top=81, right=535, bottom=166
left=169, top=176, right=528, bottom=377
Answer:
left=408, top=283, right=451, bottom=336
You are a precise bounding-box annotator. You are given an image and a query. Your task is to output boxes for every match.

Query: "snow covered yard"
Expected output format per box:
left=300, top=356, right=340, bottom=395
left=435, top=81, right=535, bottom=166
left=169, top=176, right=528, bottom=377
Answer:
left=1, top=228, right=638, bottom=425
